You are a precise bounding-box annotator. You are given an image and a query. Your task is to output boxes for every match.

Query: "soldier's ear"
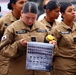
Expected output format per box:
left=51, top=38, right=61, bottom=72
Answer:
left=11, top=3, right=15, bottom=9
left=46, top=9, right=52, bottom=14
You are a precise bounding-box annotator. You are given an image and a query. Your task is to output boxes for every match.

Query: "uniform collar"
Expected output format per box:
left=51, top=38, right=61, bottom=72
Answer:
left=61, top=21, right=76, bottom=31
left=41, top=18, right=51, bottom=27
left=9, top=11, right=17, bottom=23
left=42, top=18, right=58, bottom=27
left=20, top=19, right=39, bottom=31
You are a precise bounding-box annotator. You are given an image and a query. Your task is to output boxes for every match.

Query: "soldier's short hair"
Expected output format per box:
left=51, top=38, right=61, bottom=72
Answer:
left=60, top=2, right=72, bottom=13
left=8, top=0, right=18, bottom=10
left=46, top=0, right=60, bottom=11
left=22, top=2, right=38, bottom=14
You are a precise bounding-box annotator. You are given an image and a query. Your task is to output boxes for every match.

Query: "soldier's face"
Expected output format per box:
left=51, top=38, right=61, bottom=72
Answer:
left=12, top=0, right=27, bottom=12
left=47, top=6, right=60, bottom=20
left=21, top=12, right=37, bottom=26
left=62, top=5, right=75, bottom=21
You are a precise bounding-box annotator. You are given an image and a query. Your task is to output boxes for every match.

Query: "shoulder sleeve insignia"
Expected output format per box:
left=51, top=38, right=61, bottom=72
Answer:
left=1, top=35, right=7, bottom=41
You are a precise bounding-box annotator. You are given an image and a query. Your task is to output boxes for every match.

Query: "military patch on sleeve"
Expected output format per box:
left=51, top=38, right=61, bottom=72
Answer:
left=1, top=35, right=7, bottom=41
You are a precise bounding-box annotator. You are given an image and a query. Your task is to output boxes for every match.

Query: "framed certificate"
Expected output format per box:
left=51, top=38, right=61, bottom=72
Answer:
left=26, top=42, right=54, bottom=71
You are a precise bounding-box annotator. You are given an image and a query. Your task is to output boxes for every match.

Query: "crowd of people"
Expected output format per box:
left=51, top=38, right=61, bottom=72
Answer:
left=0, top=0, right=76, bottom=75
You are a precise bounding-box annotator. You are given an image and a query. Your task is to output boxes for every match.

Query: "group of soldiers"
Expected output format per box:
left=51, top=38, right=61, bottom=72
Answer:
left=0, top=0, right=76, bottom=75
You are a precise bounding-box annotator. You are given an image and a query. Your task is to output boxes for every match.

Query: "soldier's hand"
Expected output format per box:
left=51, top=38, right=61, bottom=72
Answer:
left=49, top=40, right=56, bottom=45
left=20, top=38, right=27, bottom=46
